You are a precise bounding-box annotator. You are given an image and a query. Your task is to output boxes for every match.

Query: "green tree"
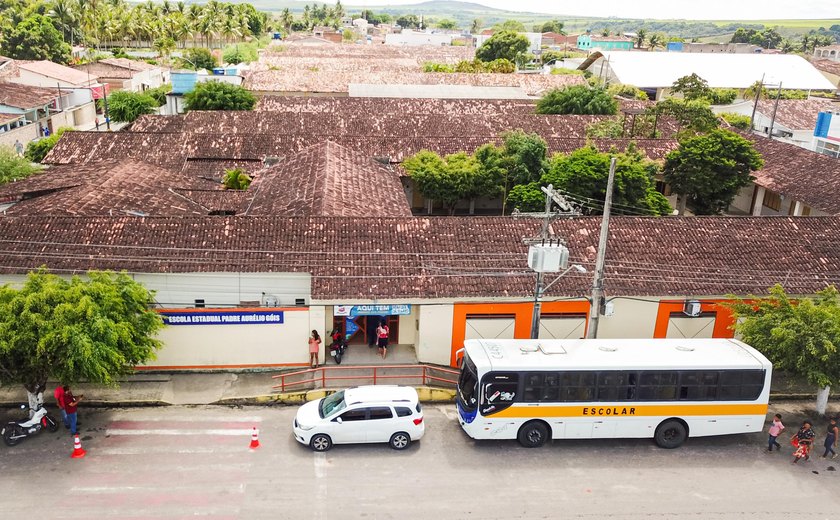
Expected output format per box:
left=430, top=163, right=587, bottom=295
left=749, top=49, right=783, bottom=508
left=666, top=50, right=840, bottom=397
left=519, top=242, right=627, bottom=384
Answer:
left=105, top=90, right=157, bottom=123
left=181, top=47, right=216, bottom=70
left=473, top=131, right=549, bottom=214
left=0, top=13, right=71, bottom=63
left=470, top=18, right=482, bottom=34
left=648, top=98, right=719, bottom=136
left=508, top=145, right=671, bottom=215
left=0, top=146, right=41, bottom=185
left=184, top=80, right=256, bottom=111
left=670, top=73, right=712, bottom=101
left=720, top=112, right=752, bottom=130
left=222, top=167, right=252, bottom=189
left=539, top=20, right=564, bottom=34
left=663, top=129, right=763, bottom=215
left=725, top=284, right=840, bottom=416
left=635, top=28, right=647, bottom=49
left=436, top=19, right=457, bottom=30
left=536, top=85, right=618, bottom=115
left=24, top=127, right=71, bottom=163
left=495, top=20, right=525, bottom=32
left=476, top=30, right=529, bottom=63
left=0, top=270, right=164, bottom=401
left=647, top=32, right=664, bottom=50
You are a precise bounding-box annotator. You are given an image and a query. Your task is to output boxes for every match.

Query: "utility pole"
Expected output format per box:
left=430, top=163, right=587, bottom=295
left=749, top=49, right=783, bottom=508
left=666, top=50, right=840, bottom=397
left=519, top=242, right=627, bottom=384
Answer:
left=586, top=157, right=616, bottom=339
left=749, top=73, right=765, bottom=132
left=513, top=184, right=580, bottom=339
left=768, top=81, right=783, bottom=138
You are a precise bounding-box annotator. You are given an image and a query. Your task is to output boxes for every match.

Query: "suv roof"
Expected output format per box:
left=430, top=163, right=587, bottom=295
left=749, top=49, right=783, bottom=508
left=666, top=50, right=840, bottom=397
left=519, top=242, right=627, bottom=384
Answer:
left=343, top=385, right=418, bottom=406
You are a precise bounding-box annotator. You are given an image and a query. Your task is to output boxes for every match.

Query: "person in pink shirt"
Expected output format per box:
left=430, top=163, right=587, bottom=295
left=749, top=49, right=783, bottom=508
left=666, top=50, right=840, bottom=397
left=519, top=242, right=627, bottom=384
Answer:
left=768, top=413, right=784, bottom=452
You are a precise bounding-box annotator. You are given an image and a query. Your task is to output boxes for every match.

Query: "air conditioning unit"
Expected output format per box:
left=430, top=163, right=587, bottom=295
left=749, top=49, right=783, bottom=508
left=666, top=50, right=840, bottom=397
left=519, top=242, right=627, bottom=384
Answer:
left=683, top=300, right=702, bottom=317
left=263, top=295, right=278, bottom=307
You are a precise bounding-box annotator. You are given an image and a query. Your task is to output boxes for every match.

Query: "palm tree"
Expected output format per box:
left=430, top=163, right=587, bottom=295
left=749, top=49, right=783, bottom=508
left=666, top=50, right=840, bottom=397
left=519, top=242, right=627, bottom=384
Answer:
left=635, top=28, right=647, bottom=49
left=779, top=38, right=795, bottom=54
left=800, top=34, right=811, bottom=53
left=470, top=18, right=481, bottom=34
left=647, top=32, right=664, bottom=50
left=49, top=0, right=79, bottom=45
left=280, top=8, right=293, bottom=33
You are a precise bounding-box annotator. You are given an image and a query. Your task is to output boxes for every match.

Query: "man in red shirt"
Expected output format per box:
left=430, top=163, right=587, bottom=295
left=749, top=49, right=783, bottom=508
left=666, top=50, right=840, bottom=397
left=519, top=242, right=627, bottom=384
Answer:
left=54, top=385, right=69, bottom=429
left=63, top=386, right=84, bottom=436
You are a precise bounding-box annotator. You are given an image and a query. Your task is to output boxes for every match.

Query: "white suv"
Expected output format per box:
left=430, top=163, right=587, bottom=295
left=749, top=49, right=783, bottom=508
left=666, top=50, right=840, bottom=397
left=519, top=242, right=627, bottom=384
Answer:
left=292, top=386, right=425, bottom=451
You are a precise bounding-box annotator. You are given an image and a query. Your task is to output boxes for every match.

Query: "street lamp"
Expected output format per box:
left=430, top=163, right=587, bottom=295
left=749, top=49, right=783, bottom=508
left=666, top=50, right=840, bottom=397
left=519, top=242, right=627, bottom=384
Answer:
left=529, top=261, right=587, bottom=339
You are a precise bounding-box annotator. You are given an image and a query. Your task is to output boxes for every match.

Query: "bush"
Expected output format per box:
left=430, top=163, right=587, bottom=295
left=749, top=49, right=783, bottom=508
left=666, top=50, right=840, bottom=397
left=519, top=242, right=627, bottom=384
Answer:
left=550, top=67, right=583, bottom=76
left=24, top=127, right=72, bottom=163
left=707, top=88, right=738, bottom=105
left=180, top=48, right=216, bottom=71
left=184, top=80, right=257, bottom=111
left=607, top=84, right=649, bottom=100
left=720, top=112, right=752, bottom=130
left=422, top=58, right=514, bottom=74
left=222, top=43, right=259, bottom=65
left=102, top=90, right=157, bottom=123
left=536, top=86, right=619, bottom=115
left=144, top=84, right=172, bottom=107
left=0, top=146, right=41, bottom=185
left=585, top=118, right=625, bottom=138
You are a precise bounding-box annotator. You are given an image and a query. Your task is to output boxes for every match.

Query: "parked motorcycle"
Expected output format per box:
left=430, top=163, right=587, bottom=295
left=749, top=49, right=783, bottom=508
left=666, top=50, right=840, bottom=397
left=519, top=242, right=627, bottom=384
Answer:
left=2, top=403, right=60, bottom=446
left=329, top=330, right=348, bottom=365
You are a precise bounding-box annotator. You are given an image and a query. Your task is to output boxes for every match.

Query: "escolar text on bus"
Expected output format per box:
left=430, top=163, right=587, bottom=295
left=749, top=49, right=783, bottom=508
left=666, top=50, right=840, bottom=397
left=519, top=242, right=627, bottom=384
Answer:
left=582, top=407, right=637, bottom=416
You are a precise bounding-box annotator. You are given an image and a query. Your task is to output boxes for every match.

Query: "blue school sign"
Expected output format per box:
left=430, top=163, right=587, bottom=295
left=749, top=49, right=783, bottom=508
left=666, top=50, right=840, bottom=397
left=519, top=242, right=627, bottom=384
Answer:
left=161, top=310, right=284, bottom=325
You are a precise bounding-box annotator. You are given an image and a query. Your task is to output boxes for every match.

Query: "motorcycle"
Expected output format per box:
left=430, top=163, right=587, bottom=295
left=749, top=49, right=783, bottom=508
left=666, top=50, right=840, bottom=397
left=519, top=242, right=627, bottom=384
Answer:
left=2, top=403, right=60, bottom=446
left=329, top=330, right=348, bottom=365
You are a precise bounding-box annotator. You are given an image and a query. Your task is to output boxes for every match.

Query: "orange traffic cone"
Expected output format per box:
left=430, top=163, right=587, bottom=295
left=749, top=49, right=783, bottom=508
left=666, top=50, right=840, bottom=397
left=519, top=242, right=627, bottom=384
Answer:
left=249, top=427, right=260, bottom=450
left=70, top=434, right=86, bottom=459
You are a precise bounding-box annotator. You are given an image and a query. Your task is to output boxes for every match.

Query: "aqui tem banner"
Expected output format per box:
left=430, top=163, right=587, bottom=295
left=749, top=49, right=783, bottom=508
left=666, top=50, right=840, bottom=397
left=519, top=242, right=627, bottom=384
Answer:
left=160, top=310, right=284, bottom=326
left=333, top=304, right=411, bottom=317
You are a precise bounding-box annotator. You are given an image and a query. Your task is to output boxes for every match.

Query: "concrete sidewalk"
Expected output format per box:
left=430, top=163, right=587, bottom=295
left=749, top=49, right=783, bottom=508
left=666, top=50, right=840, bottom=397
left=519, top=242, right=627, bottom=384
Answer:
left=0, top=369, right=834, bottom=408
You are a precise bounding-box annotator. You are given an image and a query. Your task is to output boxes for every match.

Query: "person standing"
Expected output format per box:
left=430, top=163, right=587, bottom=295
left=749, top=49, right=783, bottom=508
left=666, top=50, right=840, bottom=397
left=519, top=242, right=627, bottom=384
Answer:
left=376, top=320, right=390, bottom=360
left=13, top=139, right=23, bottom=157
left=767, top=413, right=784, bottom=452
left=63, top=386, right=83, bottom=436
left=822, top=417, right=839, bottom=459
left=792, top=420, right=815, bottom=464
left=308, top=330, right=321, bottom=368
left=54, top=384, right=69, bottom=429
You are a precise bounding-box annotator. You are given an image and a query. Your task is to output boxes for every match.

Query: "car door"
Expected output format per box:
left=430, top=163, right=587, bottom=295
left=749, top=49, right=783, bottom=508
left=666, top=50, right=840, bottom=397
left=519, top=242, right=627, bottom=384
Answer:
left=364, top=406, right=395, bottom=443
left=332, top=406, right=368, bottom=444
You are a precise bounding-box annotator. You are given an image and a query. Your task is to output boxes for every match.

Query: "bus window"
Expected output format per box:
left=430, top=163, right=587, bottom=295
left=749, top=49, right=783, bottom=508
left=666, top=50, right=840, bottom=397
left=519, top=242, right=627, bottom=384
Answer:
left=597, top=371, right=637, bottom=401
left=481, top=373, right=519, bottom=415
left=457, top=356, right=479, bottom=411
left=639, top=371, right=678, bottom=401
left=720, top=370, right=765, bottom=400
left=522, top=372, right=561, bottom=402
left=679, top=371, right=719, bottom=400
left=559, top=371, right=596, bottom=402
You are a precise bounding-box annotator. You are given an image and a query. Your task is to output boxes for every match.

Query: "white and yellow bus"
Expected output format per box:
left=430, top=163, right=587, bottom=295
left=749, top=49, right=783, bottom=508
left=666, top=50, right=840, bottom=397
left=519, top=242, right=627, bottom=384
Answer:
left=456, top=338, right=771, bottom=448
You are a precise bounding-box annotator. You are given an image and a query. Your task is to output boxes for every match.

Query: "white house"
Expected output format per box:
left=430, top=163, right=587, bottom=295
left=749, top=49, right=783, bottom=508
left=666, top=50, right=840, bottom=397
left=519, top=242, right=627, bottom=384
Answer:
left=72, top=58, right=167, bottom=93
left=12, top=60, right=101, bottom=128
left=385, top=30, right=454, bottom=46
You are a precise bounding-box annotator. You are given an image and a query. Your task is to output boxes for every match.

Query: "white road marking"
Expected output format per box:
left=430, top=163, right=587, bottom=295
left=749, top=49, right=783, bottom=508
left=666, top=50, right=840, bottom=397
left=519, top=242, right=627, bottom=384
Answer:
left=98, top=446, right=250, bottom=455
left=106, top=428, right=253, bottom=436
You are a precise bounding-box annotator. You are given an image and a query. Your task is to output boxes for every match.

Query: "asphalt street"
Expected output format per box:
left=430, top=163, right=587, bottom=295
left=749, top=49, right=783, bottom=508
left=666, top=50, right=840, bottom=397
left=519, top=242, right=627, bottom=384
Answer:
left=0, top=404, right=838, bottom=519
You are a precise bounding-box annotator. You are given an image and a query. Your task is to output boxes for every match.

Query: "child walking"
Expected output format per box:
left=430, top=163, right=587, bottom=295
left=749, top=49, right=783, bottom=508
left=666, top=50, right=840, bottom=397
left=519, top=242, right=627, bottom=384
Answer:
left=822, top=417, right=838, bottom=459
left=768, top=413, right=784, bottom=452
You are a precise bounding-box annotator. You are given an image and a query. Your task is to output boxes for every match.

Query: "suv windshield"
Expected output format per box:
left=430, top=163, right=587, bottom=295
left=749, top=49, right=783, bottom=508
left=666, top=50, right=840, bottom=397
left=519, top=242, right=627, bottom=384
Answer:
left=458, top=355, right=478, bottom=411
left=319, top=390, right=346, bottom=418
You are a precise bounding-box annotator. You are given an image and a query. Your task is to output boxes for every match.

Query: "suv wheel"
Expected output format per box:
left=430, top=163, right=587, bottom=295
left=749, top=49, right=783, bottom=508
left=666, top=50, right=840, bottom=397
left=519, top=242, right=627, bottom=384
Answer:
left=310, top=433, right=333, bottom=452
left=389, top=431, right=411, bottom=450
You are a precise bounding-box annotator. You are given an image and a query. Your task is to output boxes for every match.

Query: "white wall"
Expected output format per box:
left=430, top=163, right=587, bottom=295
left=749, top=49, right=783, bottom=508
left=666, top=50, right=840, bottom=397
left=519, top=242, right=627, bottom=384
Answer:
left=0, top=122, right=38, bottom=148
left=593, top=298, right=660, bottom=338
left=147, top=308, right=311, bottom=367
left=417, top=304, right=454, bottom=365
left=134, top=272, right=311, bottom=308
left=398, top=306, right=417, bottom=345
left=385, top=31, right=453, bottom=46
left=308, top=304, right=327, bottom=365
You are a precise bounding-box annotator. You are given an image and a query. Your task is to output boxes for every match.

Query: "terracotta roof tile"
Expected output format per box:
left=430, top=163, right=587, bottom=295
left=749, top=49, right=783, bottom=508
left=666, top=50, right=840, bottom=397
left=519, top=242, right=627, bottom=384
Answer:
left=0, top=159, right=217, bottom=216
left=0, top=215, right=838, bottom=299
left=99, top=58, right=157, bottom=71
left=17, top=60, right=96, bottom=85
left=755, top=98, right=840, bottom=130
left=812, top=59, right=840, bottom=78
left=245, top=141, right=411, bottom=217
left=0, top=82, right=60, bottom=109
left=747, top=134, right=840, bottom=215
left=255, top=96, right=539, bottom=114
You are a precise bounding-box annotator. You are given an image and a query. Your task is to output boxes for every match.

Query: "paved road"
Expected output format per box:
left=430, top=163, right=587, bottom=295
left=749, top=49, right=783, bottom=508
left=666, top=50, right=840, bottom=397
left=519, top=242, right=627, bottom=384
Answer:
left=0, top=404, right=838, bottom=519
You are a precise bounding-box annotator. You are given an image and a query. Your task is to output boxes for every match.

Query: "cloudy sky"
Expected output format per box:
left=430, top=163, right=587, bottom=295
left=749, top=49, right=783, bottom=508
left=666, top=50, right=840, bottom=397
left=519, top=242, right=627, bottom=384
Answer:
left=343, top=0, right=838, bottom=20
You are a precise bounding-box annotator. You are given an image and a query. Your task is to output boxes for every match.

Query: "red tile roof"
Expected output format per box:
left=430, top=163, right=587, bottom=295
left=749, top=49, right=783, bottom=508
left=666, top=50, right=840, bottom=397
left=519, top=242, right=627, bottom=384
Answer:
left=0, top=82, right=60, bottom=109
left=17, top=60, right=97, bottom=85
left=755, top=98, right=840, bottom=130
left=245, top=141, right=411, bottom=217
left=255, top=96, right=539, bottom=115
left=747, top=134, right=840, bottom=215
left=812, top=59, right=840, bottom=78
left=0, top=159, right=218, bottom=216
left=0, top=215, right=837, bottom=299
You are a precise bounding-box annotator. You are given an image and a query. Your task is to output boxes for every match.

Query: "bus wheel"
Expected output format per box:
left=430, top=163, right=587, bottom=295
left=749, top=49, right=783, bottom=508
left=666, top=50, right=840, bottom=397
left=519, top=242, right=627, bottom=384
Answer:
left=517, top=421, right=550, bottom=448
left=655, top=419, right=687, bottom=449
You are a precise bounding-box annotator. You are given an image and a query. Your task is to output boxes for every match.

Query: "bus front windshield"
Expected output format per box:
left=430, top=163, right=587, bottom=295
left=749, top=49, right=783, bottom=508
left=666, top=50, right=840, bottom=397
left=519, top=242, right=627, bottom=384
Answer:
left=458, top=355, right=478, bottom=411
left=319, top=390, right=346, bottom=418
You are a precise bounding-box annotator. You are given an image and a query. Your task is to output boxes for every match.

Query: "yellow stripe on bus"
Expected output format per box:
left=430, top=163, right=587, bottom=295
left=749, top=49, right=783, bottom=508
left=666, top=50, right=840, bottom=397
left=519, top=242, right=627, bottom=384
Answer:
left=491, top=403, right=769, bottom=418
